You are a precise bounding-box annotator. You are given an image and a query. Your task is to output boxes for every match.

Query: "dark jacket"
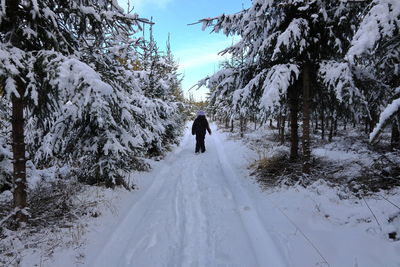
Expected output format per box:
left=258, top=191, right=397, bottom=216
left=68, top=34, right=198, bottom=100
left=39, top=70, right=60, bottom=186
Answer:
left=192, top=115, right=211, bottom=136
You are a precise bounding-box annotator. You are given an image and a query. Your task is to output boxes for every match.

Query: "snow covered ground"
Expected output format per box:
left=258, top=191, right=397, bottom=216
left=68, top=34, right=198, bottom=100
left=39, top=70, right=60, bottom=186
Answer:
left=19, top=123, right=400, bottom=267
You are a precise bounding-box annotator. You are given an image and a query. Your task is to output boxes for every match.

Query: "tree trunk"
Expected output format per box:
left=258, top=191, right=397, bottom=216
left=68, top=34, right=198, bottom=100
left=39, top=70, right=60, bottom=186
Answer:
left=369, top=113, right=375, bottom=133
left=302, top=63, right=311, bottom=174
left=280, top=111, right=286, bottom=145
left=391, top=120, right=400, bottom=150
left=231, top=119, right=234, bottom=132
left=334, top=118, right=338, bottom=136
left=321, top=110, right=325, bottom=140
left=288, top=85, right=299, bottom=161
left=240, top=116, right=244, bottom=137
left=328, top=115, right=334, bottom=142
left=277, top=113, right=281, bottom=134
left=313, top=114, right=318, bottom=134
left=12, top=78, right=28, bottom=226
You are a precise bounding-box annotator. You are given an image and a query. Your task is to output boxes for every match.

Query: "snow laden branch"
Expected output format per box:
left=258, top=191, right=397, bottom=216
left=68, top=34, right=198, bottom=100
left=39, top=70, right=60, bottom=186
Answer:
left=347, top=0, right=400, bottom=62
left=259, top=64, right=300, bottom=112
left=0, top=45, right=25, bottom=99
left=232, top=69, right=268, bottom=113
left=29, top=51, right=183, bottom=186
left=346, top=0, right=400, bottom=142
left=318, top=61, right=364, bottom=105
left=200, top=68, right=240, bottom=118
left=272, top=18, right=309, bottom=60
left=370, top=97, right=400, bottom=143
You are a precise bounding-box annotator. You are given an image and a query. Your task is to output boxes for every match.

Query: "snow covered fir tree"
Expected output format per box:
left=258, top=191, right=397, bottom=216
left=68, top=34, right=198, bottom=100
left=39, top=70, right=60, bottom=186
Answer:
left=1, top=0, right=400, bottom=266
left=198, top=0, right=399, bottom=178
left=0, top=0, right=185, bottom=230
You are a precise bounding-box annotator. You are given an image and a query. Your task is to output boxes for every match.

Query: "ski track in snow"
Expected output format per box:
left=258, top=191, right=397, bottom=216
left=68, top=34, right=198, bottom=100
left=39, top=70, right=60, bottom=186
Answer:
left=86, top=124, right=288, bottom=267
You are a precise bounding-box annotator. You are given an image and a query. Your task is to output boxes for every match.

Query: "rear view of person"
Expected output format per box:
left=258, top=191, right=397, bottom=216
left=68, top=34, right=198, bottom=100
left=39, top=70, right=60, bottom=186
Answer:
left=192, top=110, right=212, bottom=153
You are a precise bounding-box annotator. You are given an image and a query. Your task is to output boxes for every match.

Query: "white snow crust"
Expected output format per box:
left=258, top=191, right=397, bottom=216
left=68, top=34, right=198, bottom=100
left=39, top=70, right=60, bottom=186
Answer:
left=17, top=124, right=400, bottom=267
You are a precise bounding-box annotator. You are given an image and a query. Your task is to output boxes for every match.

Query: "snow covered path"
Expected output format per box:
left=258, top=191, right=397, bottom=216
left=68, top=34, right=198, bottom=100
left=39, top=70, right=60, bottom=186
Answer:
left=86, top=124, right=289, bottom=267
left=36, top=123, right=400, bottom=267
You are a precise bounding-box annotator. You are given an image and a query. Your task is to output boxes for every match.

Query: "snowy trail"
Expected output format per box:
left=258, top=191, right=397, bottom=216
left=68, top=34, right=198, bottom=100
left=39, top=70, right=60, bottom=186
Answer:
left=86, top=124, right=288, bottom=267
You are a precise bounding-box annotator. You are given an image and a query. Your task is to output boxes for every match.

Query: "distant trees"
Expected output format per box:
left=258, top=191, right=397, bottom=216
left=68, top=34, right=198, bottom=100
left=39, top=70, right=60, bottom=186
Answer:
left=0, top=0, right=184, bottom=227
left=199, top=0, right=399, bottom=170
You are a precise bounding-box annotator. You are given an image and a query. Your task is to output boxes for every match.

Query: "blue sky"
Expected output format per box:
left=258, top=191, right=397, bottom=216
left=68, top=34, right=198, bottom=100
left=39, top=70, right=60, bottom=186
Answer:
left=119, top=0, right=251, bottom=101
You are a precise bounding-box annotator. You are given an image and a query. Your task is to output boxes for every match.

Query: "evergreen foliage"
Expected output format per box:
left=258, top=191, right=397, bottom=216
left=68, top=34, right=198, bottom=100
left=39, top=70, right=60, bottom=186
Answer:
left=198, top=0, right=399, bottom=169
left=0, top=0, right=185, bottom=226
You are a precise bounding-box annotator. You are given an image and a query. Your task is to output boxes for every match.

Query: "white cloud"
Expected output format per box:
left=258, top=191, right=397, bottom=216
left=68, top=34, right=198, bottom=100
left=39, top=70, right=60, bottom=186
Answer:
left=175, top=39, right=232, bottom=71
left=178, top=53, right=222, bottom=70
left=129, top=0, right=173, bottom=12
left=173, top=39, right=234, bottom=100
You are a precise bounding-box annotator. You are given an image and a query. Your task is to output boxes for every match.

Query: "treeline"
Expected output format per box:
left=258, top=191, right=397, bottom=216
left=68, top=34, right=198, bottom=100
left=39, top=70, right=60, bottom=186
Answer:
left=198, top=0, right=399, bottom=172
left=0, top=1, right=185, bottom=227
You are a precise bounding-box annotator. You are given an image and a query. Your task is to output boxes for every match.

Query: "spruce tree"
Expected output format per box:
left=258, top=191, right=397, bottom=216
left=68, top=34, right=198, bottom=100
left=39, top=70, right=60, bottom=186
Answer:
left=347, top=0, right=400, bottom=146
left=0, top=0, right=148, bottom=226
left=198, top=0, right=369, bottom=171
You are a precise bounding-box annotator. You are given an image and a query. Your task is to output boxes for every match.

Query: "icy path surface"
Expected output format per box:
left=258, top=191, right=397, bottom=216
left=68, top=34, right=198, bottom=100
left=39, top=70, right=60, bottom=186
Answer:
left=86, top=124, right=289, bottom=267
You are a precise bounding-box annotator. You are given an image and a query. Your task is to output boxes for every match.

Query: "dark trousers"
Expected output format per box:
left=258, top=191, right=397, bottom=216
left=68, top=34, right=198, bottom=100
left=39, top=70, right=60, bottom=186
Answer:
left=195, top=134, right=206, bottom=153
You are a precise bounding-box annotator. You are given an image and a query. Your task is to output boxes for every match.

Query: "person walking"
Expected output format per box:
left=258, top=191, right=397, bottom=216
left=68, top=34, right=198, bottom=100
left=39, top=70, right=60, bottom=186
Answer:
left=191, top=110, right=212, bottom=153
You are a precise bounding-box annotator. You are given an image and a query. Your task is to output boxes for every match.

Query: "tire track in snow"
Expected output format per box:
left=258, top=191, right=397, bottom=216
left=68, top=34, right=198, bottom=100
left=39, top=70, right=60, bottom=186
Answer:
left=87, top=131, right=191, bottom=267
left=86, top=125, right=288, bottom=267
left=211, top=126, right=288, bottom=267
left=179, top=155, right=209, bottom=267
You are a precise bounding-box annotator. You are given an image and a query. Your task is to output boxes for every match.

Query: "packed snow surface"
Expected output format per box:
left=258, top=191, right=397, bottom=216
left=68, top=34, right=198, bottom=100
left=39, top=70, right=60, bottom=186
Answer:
left=28, top=124, right=400, bottom=267
left=84, top=124, right=287, bottom=267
